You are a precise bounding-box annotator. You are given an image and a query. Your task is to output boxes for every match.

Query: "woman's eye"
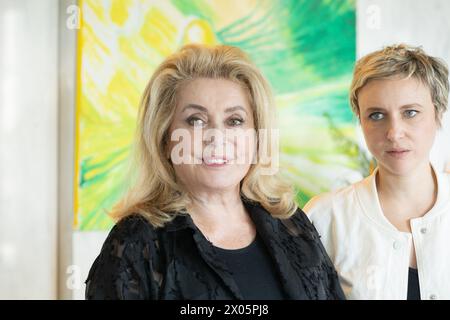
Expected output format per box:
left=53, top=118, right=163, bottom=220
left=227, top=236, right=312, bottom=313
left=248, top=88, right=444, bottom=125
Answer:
left=227, top=118, right=244, bottom=126
left=187, top=117, right=206, bottom=127
left=404, top=110, right=418, bottom=118
left=369, top=112, right=384, bottom=121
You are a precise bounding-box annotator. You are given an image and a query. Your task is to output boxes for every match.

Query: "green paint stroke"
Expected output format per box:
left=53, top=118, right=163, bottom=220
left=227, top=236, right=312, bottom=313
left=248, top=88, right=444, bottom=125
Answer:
left=77, top=0, right=359, bottom=230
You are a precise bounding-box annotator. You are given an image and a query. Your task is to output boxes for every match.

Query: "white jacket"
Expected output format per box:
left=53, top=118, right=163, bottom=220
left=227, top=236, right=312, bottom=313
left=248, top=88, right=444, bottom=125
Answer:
left=304, top=167, right=450, bottom=300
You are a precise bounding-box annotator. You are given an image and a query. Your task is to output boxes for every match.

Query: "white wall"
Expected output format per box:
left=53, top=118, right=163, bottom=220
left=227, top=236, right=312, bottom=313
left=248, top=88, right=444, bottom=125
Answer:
left=357, top=0, right=450, bottom=172
left=72, top=231, right=108, bottom=299
left=58, top=0, right=77, bottom=300
left=0, top=0, right=58, bottom=299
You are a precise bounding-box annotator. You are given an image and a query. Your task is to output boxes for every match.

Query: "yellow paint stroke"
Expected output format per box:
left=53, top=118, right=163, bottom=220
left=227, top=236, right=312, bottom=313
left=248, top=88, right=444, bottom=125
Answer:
left=74, top=0, right=85, bottom=228
left=82, top=22, right=111, bottom=59
left=140, top=7, right=177, bottom=56
left=182, top=19, right=217, bottom=45
left=85, top=0, right=107, bottom=24
left=110, top=0, right=132, bottom=26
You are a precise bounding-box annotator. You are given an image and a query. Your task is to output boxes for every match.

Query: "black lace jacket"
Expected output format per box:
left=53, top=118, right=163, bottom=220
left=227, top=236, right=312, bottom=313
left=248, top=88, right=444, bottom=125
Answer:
left=85, top=201, right=345, bottom=300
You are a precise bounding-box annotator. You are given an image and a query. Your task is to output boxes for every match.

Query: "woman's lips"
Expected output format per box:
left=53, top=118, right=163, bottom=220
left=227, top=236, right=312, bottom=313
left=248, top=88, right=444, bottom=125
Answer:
left=386, top=149, right=411, bottom=158
left=202, top=157, right=229, bottom=167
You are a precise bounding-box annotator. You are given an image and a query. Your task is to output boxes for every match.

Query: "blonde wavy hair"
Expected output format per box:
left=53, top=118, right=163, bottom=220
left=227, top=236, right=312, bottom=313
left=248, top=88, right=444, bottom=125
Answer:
left=110, top=44, right=297, bottom=227
left=350, top=44, right=449, bottom=125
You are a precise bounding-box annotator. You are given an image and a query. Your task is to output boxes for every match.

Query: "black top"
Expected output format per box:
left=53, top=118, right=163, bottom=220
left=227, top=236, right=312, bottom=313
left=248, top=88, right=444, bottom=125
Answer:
left=85, top=200, right=345, bottom=300
left=407, top=268, right=421, bottom=300
left=213, top=234, right=285, bottom=300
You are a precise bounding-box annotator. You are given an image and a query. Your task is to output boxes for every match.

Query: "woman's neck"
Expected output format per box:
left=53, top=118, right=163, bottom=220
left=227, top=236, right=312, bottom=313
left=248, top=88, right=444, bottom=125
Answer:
left=186, top=187, right=256, bottom=249
left=187, top=187, right=247, bottom=224
left=376, top=161, right=438, bottom=222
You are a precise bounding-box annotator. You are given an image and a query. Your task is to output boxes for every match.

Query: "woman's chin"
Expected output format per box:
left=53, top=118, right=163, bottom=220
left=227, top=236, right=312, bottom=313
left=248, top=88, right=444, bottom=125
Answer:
left=199, top=178, right=241, bottom=191
left=193, top=171, right=244, bottom=192
left=379, top=160, right=421, bottom=176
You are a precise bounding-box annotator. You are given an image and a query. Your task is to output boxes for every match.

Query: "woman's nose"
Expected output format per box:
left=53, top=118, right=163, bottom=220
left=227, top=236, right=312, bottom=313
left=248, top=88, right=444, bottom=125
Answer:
left=386, top=118, right=405, bottom=141
left=203, top=127, right=226, bottom=146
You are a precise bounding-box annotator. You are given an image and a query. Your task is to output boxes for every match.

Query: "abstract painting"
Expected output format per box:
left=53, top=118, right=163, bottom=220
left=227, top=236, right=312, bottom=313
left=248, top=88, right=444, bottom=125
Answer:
left=75, top=0, right=364, bottom=230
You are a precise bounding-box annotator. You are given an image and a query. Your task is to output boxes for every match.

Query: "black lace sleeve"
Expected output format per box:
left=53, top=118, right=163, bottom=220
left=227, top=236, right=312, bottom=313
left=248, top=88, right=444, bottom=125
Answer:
left=307, top=215, right=345, bottom=300
left=290, top=210, right=346, bottom=300
left=85, top=215, right=162, bottom=300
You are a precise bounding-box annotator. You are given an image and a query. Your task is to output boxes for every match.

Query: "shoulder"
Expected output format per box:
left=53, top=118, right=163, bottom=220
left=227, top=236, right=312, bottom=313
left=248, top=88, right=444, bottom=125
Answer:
left=303, top=181, right=362, bottom=223
left=438, top=170, right=450, bottom=193
left=85, top=214, right=162, bottom=299
left=91, top=214, right=160, bottom=268
left=303, top=191, right=334, bottom=215
left=435, top=169, right=450, bottom=207
left=108, top=214, right=157, bottom=243
left=98, top=214, right=163, bottom=263
left=280, top=208, right=322, bottom=243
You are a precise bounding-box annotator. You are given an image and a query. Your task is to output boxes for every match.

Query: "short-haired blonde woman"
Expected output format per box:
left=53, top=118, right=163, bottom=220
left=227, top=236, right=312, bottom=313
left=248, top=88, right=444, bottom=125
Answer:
left=305, top=44, right=450, bottom=300
left=85, top=44, right=344, bottom=300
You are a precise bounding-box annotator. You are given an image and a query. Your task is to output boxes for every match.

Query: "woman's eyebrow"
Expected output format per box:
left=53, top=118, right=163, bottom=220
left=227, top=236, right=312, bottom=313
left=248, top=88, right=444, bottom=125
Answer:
left=365, top=103, right=425, bottom=113
left=181, top=104, right=248, bottom=114
left=399, top=103, right=424, bottom=109
left=181, top=104, right=208, bottom=113
left=365, top=106, right=385, bottom=113
left=225, top=106, right=247, bottom=114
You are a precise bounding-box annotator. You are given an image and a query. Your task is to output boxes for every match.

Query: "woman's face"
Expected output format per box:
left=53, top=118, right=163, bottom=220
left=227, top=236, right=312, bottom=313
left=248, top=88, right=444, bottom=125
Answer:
left=167, top=78, right=256, bottom=195
left=358, top=77, right=438, bottom=176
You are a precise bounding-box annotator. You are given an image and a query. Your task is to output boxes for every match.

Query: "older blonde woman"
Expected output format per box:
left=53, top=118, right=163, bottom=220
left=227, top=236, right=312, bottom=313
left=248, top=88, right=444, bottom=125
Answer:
left=305, top=44, right=450, bottom=300
left=85, top=44, right=344, bottom=300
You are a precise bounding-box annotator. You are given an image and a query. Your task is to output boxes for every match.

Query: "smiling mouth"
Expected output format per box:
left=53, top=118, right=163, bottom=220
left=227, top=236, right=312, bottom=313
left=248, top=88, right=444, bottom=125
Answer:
left=202, top=157, right=229, bottom=166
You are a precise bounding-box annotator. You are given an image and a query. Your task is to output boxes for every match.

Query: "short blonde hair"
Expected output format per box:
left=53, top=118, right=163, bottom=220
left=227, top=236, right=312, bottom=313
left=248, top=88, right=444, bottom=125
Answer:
left=110, top=44, right=297, bottom=227
left=350, top=44, right=449, bottom=124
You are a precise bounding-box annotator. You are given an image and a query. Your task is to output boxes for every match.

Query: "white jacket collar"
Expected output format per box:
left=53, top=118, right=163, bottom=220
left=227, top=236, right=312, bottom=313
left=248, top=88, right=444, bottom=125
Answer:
left=354, top=163, right=450, bottom=234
